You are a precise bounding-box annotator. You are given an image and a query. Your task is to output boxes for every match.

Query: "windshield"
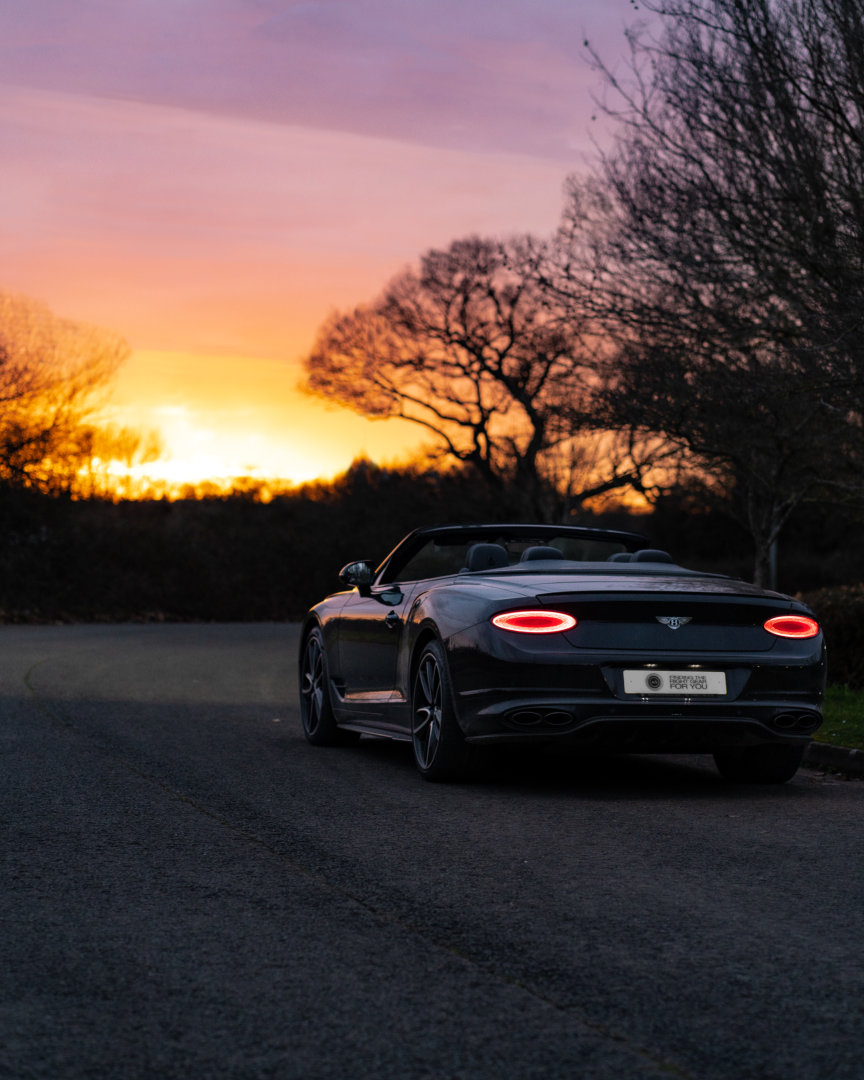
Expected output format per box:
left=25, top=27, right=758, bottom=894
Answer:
left=384, top=532, right=634, bottom=584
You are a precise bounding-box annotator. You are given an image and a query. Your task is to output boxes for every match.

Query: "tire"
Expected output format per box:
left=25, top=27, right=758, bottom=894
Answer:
left=411, top=640, right=474, bottom=781
left=713, top=744, right=805, bottom=784
left=299, top=628, right=359, bottom=746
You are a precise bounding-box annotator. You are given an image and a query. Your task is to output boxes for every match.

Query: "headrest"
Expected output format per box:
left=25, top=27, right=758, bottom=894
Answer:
left=520, top=546, right=564, bottom=562
left=464, top=542, right=509, bottom=571
left=632, top=548, right=674, bottom=563
left=607, top=552, right=634, bottom=562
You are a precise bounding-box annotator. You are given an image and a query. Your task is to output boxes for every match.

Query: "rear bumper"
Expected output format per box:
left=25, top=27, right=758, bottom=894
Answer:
left=461, top=706, right=822, bottom=751
left=450, top=649, right=825, bottom=751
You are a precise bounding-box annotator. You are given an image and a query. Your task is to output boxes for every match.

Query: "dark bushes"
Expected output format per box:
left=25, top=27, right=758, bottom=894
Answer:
left=800, top=586, right=864, bottom=690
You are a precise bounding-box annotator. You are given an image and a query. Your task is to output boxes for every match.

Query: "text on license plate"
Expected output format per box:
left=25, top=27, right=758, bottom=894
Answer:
left=623, top=670, right=727, bottom=695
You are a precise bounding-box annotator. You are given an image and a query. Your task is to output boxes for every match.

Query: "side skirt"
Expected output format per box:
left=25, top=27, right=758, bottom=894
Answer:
left=337, top=720, right=412, bottom=742
left=331, top=682, right=411, bottom=739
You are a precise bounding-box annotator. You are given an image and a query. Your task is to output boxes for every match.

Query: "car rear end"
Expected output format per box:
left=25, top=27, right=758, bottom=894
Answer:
left=447, top=571, right=826, bottom=755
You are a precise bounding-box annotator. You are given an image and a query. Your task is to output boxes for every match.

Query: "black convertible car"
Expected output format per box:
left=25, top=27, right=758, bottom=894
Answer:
left=299, top=524, right=825, bottom=783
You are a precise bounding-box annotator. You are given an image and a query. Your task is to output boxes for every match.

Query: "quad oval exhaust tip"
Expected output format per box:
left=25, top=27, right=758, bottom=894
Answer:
left=771, top=711, right=821, bottom=733
left=508, top=709, right=574, bottom=729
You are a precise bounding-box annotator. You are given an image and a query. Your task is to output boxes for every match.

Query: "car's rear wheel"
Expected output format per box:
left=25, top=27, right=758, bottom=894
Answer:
left=411, top=640, right=474, bottom=781
left=300, top=628, right=359, bottom=746
left=713, top=744, right=805, bottom=784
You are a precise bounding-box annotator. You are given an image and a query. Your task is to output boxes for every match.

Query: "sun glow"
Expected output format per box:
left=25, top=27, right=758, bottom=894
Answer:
left=121, top=405, right=335, bottom=488
left=103, top=349, right=425, bottom=495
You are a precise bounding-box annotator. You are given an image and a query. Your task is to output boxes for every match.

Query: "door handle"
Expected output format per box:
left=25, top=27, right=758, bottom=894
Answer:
left=384, top=610, right=401, bottom=630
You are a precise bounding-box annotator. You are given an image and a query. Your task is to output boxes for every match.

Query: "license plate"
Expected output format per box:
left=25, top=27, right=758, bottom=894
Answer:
left=623, top=670, right=727, bottom=695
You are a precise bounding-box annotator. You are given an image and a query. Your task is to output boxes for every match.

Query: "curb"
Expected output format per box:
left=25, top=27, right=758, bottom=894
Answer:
left=804, top=742, right=864, bottom=778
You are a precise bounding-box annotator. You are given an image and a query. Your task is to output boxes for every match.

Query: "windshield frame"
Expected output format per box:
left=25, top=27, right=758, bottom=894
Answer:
left=375, top=523, right=650, bottom=586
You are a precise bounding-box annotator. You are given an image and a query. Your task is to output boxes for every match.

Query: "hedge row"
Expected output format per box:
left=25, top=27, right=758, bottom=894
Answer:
left=800, top=586, right=864, bottom=689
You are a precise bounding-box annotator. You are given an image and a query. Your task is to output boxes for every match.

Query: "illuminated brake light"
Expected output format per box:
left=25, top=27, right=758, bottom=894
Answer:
left=763, top=615, right=819, bottom=639
left=491, top=610, right=577, bottom=634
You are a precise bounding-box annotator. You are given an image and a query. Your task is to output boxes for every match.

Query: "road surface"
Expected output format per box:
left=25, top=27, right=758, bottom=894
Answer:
left=2, top=623, right=862, bottom=1079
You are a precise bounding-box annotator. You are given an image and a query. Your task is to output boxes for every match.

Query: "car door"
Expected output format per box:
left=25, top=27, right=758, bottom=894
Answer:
left=336, top=580, right=419, bottom=699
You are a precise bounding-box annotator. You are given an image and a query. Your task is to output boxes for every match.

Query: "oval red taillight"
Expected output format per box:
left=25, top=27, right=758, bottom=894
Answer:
left=763, top=615, right=819, bottom=639
left=491, top=610, right=577, bottom=634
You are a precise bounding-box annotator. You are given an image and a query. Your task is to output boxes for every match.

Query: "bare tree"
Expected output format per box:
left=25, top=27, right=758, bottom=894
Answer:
left=303, top=234, right=659, bottom=518
left=0, top=294, right=131, bottom=494
left=557, top=0, right=864, bottom=582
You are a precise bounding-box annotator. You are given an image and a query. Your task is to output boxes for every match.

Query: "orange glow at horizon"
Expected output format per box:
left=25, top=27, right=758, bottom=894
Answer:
left=107, top=349, right=427, bottom=490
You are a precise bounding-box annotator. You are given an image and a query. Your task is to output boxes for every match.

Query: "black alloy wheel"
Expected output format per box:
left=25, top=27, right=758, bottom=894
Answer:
left=411, top=640, right=474, bottom=781
left=300, top=628, right=358, bottom=746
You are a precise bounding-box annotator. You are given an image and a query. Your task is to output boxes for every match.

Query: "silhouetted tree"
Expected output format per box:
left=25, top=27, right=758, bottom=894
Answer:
left=558, top=0, right=864, bottom=583
left=303, top=235, right=657, bottom=518
left=0, top=294, right=132, bottom=494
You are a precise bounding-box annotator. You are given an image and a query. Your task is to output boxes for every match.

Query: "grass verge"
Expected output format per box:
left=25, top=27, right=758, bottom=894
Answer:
left=816, top=685, right=864, bottom=750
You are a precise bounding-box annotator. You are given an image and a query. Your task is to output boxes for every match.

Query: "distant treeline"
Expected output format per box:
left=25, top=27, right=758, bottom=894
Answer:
left=0, top=460, right=860, bottom=625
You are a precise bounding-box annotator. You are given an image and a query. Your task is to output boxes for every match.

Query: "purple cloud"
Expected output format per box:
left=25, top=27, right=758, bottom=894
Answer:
left=0, top=0, right=642, bottom=161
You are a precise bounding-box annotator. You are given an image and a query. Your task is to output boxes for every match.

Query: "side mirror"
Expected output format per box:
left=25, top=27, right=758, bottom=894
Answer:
left=339, top=560, right=375, bottom=595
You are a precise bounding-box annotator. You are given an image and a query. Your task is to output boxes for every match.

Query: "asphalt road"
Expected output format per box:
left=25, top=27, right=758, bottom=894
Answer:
left=2, top=623, right=862, bottom=1080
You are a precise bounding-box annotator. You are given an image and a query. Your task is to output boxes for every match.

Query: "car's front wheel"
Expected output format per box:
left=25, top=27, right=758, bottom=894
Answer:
left=300, top=628, right=359, bottom=746
left=713, top=744, right=805, bottom=784
left=411, top=640, right=474, bottom=781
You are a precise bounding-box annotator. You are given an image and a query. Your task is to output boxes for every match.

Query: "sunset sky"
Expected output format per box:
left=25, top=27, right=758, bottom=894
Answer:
left=0, top=0, right=646, bottom=488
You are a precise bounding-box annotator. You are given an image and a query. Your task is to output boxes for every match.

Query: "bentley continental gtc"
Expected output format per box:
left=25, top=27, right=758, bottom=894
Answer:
left=298, top=524, right=825, bottom=783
